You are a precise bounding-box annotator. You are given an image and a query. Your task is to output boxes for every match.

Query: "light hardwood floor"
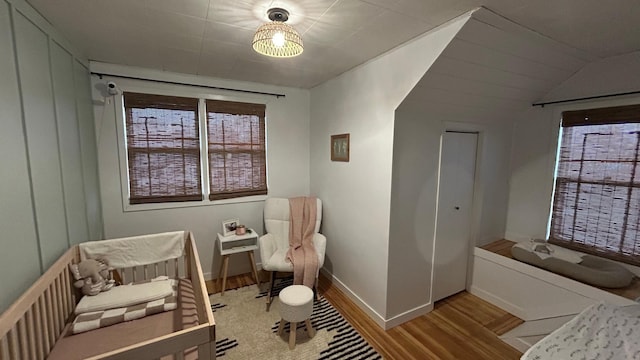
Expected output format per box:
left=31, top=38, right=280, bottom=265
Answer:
left=207, top=272, right=523, bottom=359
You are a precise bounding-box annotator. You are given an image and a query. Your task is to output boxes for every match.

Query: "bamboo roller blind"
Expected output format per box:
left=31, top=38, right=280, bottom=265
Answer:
left=124, top=92, right=202, bottom=204
left=550, top=104, right=640, bottom=266
left=206, top=99, right=267, bottom=200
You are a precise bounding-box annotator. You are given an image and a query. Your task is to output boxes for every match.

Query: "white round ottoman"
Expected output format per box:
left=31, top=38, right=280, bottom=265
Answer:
left=277, top=285, right=315, bottom=349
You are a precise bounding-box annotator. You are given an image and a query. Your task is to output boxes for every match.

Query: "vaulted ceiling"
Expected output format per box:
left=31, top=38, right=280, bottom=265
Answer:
left=27, top=0, right=640, bottom=88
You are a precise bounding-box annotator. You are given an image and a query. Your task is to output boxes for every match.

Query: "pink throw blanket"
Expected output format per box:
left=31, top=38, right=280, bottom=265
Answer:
left=286, top=197, right=319, bottom=288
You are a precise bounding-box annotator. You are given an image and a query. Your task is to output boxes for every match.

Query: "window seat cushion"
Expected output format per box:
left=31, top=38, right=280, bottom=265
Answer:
left=511, top=244, right=634, bottom=288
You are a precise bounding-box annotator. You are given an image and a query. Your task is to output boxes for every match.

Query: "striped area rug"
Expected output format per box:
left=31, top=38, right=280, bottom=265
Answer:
left=210, top=279, right=382, bottom=359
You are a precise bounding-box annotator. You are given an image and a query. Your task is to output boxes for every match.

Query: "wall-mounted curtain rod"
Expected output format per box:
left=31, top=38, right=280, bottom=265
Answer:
left=90, top=72, right=286, bottom=98
left=532, top=90, right=640, bottom=107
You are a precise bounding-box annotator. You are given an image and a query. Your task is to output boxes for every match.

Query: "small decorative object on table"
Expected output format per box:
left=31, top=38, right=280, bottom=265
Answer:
left=235, top=224, right=246, bottom=235
left=222, top=218, right=239, bottom=237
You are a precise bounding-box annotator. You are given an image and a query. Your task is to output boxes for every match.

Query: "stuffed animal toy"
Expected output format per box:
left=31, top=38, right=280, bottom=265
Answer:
left=69, top=258, right=115, bottom=296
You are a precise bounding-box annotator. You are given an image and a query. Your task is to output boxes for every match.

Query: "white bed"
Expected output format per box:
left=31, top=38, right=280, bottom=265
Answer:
left=522, top=302, right=640, bottom=360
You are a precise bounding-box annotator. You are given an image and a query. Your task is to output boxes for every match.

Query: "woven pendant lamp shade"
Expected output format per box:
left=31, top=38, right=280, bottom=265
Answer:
left=253, top=8, right=303, bottom=58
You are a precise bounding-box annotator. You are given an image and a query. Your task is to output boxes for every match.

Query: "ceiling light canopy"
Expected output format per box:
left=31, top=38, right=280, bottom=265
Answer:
left=253, top=8, right=303, bottom=58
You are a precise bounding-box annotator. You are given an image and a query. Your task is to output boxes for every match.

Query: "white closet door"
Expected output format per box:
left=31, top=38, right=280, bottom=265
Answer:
left=432, top=131, right=478, bottom=302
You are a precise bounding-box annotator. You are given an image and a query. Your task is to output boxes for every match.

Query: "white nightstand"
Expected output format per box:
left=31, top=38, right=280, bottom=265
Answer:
left=216, top=229, right=260, bottom=295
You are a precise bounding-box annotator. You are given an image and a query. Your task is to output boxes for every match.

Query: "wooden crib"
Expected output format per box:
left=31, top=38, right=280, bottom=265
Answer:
left=0, top=231, right=215, bottom=360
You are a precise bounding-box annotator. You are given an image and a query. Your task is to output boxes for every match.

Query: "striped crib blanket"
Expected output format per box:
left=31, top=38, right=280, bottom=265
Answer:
left=71, top=279, right=178, bottom=334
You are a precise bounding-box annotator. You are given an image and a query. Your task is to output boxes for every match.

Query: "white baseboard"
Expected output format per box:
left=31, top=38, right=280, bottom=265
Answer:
left=320, top=268, right=387, bottom=329
left=469, top=285, right=526, bottom=319
left=384, top=303, right=433, bottom=329
left=320, top=268, right=433, bottom=330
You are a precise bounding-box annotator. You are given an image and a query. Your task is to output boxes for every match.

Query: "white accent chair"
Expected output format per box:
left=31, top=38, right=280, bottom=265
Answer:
left=259, top=198, right=326, bottom=310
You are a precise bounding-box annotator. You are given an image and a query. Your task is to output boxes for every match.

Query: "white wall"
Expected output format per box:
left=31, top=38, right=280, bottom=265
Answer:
left=390, top=100, right=513, bottom=319
left=309, top=14, right=471, bottom=325
left=387, top=10, right=594, bottom=322
left=505, top=51, right=640, bottom=275
left=0, top=0, right=101, bottom=313
left=542, top=51, right=640, bottom=102
left=504, top=105, right=556, bottom=241
left=76, top=58, right=104, bottom=243
left=91, top=62, right=311, bottom=279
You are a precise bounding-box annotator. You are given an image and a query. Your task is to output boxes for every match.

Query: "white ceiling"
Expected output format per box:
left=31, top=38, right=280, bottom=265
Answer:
left=27, top=0, right=640, bottom=88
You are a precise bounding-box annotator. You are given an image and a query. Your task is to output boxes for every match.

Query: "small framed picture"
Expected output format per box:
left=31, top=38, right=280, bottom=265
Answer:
left=222, top=218, right=239, bottom=237
left=331, top=133, right=350, bottom=162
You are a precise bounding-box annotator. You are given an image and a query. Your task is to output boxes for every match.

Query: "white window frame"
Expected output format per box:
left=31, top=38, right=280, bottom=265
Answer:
left=113, top=81, right=270, bottom=212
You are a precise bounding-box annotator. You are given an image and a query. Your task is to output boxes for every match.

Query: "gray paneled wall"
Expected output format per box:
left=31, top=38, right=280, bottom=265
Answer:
left=0, top=0, right=42, bottom=314
left=74, top=59, right=103, bottom=242
left=0, top=0, right=103, bottom=313
left=14, top=10, right=69, bottom=269
left=51, top=42, right=90, bottom=246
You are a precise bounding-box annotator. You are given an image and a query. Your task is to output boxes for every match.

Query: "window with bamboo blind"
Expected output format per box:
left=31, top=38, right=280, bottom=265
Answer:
left=206, top=99, right=267, bottom=200
left=124, top=92, right=203, bottom=204
left=550, top=104, right=640, bottom=266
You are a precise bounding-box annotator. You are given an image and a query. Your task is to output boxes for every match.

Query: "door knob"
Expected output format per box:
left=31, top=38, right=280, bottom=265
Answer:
left=454, top=206, right=460, bottom=210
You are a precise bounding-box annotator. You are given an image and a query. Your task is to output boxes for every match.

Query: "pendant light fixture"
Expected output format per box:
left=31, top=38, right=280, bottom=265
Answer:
left=252, top=8, right=303, bottom=58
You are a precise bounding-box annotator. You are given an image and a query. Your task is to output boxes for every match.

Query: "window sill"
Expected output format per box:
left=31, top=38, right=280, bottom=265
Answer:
left=122, top=194, right=268, bottom=212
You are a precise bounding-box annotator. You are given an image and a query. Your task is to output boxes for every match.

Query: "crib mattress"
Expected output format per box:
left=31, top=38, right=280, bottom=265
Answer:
left=47, top=279, right=199, bottom=360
